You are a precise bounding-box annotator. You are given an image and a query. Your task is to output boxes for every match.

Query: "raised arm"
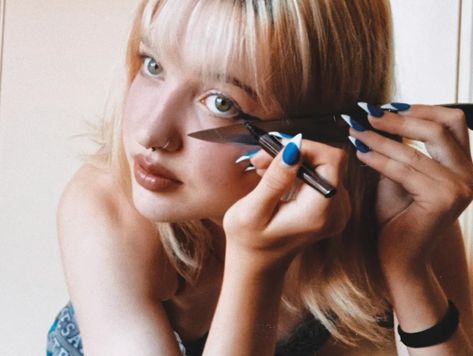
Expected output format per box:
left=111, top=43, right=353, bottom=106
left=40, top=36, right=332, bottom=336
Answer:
left=57, top=164, right=181, bottom=356
left=204, top=137, right=351, bottom=355
left=351, top=103, right=473, bottom=354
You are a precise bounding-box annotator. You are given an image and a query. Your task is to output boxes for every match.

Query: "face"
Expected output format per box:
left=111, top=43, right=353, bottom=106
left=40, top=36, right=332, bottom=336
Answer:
left=122, top=34, right=279, bottom=224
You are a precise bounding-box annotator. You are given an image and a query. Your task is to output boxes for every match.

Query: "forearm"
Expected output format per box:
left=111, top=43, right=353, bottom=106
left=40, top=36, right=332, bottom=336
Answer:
left=203, top=246, right=289, bottom=356
left=384, top=263, right=472, bottom=355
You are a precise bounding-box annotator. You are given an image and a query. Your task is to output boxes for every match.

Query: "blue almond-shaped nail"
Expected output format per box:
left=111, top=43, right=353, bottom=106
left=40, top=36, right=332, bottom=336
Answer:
left=358, top=102, right=384, bottom=118
left=340, top=114, right=367, bottom=132
left=348, top=136, right=370, bottom=153
left=381, top=102, right=411, bottom=112
left=282, top=133, right=302, bottom=166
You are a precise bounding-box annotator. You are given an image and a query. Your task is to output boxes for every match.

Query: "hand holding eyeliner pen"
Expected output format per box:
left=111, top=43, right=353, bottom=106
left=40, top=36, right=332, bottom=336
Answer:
left=244, top=122, right=337, bottom=198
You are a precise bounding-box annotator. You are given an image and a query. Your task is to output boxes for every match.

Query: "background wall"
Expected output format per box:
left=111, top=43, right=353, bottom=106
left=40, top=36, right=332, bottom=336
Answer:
left=0, top=1, right=140, bottom=355
left=0, top=1, right=471, bottom=355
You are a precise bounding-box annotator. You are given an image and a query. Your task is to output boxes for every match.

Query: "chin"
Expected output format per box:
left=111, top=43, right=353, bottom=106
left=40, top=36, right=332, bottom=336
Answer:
left=131, top=188, right=210, bottom=223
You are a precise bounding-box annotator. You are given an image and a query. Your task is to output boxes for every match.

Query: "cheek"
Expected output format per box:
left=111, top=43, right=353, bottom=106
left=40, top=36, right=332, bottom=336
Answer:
left=122, top=94, right=140, bottom=144
left=123, top=77, right=155, bottom=134
left=190, top=143, right=260, bottom=195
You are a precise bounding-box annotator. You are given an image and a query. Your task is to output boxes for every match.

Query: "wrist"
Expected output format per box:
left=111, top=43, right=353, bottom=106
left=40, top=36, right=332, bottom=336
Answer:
left=381, top=259, right=432, bottom=284
left=225, top=240, right=293, bottom=279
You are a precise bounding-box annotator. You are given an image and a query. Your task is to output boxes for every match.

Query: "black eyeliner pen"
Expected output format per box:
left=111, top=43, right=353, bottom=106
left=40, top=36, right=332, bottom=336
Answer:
left=244, top=122, right=337, bottom=198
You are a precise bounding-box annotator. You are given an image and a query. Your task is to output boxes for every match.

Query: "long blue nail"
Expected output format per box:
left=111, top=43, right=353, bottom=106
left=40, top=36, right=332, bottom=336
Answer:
left=341, top=114, right=367, bottom=132
left=282, top=133, right=302, bottom=166
left=348, top=136, right=370, bottom=153
left=358, top=102, right=384, bottom=118
left=381, top=102, right=411, bottom=112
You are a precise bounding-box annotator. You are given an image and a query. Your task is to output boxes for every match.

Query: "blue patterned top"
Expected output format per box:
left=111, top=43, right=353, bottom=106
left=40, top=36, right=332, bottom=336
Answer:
left=47, top=302, right=331, bottom=355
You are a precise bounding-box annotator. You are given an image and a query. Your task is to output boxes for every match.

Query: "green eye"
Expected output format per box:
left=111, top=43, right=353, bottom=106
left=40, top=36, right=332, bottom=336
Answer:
left=143, top=56, right=162, bottom=76
left=214, top=96, right=232, bottom=112
left=203, top=94, right=240, bottom=118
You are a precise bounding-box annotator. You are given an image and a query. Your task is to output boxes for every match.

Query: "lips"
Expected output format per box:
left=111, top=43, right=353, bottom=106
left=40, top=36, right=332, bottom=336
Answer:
left=133, top=154, right=181, bottom=192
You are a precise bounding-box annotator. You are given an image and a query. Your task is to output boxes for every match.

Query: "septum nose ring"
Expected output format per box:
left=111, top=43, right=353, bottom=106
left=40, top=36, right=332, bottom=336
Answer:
left=151, top=139, right=171, bottom=152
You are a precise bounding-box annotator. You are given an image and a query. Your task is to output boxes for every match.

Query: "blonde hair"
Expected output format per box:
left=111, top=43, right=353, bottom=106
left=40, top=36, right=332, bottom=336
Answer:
left=94, top=0, right=394, bottom=346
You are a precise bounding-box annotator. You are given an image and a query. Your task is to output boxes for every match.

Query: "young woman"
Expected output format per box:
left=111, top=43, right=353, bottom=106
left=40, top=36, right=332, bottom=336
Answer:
left=47, top=1, right=473, bottom=355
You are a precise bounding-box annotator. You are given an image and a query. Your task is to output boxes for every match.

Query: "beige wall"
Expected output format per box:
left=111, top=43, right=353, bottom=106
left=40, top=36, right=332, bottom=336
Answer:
left=0, top=1, right=471, bottom=355
left=390, top=1, right=473, bottom=261
left=0, top=1, right=139, bottom=354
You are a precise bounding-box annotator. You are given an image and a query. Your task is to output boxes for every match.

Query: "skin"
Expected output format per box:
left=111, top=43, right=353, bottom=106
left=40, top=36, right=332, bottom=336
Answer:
left=122, top=42, right=268, bottom=223
left=57, top=23, right=473, bottom=356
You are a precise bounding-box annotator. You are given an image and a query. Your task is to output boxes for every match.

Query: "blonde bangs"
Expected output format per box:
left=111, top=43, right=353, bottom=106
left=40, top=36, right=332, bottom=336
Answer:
left=136, top=0, right=325, bottom=114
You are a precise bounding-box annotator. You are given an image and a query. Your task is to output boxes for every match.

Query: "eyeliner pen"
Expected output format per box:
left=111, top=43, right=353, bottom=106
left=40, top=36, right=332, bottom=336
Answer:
left=244, top=122, right=337, bottom=198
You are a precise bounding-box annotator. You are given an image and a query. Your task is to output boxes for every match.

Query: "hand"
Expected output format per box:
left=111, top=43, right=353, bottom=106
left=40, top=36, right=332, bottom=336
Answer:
left=223, top=137, right=351, bottom=271
left=349, top=103, right=473, bottom=272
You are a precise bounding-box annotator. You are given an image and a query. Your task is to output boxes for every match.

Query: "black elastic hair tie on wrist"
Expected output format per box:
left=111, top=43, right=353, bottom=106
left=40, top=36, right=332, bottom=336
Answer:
left=397, top=300, right=459, bottom=348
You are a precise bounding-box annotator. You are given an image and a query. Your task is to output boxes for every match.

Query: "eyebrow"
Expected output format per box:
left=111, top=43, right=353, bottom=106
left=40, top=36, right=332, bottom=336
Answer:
left=217, top=75, right=257, bottom=100
left=139, top=38, right=257, bottom=100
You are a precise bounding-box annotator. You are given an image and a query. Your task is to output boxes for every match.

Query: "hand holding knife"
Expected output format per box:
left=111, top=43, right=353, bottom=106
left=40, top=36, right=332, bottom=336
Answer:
left=189, top=103, right=473, bottom=198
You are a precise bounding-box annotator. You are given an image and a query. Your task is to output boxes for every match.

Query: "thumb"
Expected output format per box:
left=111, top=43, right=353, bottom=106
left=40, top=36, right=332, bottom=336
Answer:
left=251, top=134, right=302, bottom=219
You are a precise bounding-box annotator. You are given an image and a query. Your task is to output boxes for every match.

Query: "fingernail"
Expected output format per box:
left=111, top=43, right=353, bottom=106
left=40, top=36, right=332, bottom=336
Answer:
left=358, top=102, right=384, bottom=118
left=381, top=102, right=411, bottom=112
left=341, top=114, right=367, bottom=132
left=269, top=131, right=293, bottom=139
left=244, top=164, right=256, bottom=172
left=235, top=149, right=260, bottom=164
left=348, top=136, right=370, bottom=153
left=282, top=133, right=302, bottom=166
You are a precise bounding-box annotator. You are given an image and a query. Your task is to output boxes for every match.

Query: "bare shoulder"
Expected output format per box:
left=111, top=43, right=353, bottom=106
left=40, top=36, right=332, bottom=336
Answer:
left=58, top=163, right=141, bottom=256
left=57, top=163, right=181, bottom=354
left=58, top=162, right=124, bottom=222
left=58, top=162, right=178, bottom=300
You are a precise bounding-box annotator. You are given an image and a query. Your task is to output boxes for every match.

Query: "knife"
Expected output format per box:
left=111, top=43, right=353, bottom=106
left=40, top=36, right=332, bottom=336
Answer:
left=188, top=103, right=473, bottom=145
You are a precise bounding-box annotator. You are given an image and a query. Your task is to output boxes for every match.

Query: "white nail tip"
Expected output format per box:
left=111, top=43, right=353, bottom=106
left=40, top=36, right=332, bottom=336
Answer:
left=235, top=155, right=251, bottom=164
left=269, top=131, right=284, bottom=139
left=380, top=103, right=397, bottom=110
left=340, top=114, right=354, bottom=128
left=244, top=165, right=256, bottom=172
left=357, top=102, right=369, bottom=113
left=289, top=133, right=303, bottom=149
left=348, top=136, right=357, bottom=147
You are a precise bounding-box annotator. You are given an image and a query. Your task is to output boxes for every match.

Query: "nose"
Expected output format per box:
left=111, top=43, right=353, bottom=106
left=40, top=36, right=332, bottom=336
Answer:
left=135, top=83, right=187, bottom=152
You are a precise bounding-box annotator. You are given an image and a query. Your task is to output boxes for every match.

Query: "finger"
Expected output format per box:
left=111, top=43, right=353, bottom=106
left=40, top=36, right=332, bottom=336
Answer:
left=250, top=149, right=274, bottom=169
left=349, top=127, right=462, bottom=182
left=383, top=103, right=471, bottom=158
left=265, top=143, right=348, bottom=236
left=368, top=110, right=470, bottom=164
left=353, top=148, right=437, bottom=200
left=252, top=139, right=345, bottom=172
left=250, top=134, right=302, bottom=222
